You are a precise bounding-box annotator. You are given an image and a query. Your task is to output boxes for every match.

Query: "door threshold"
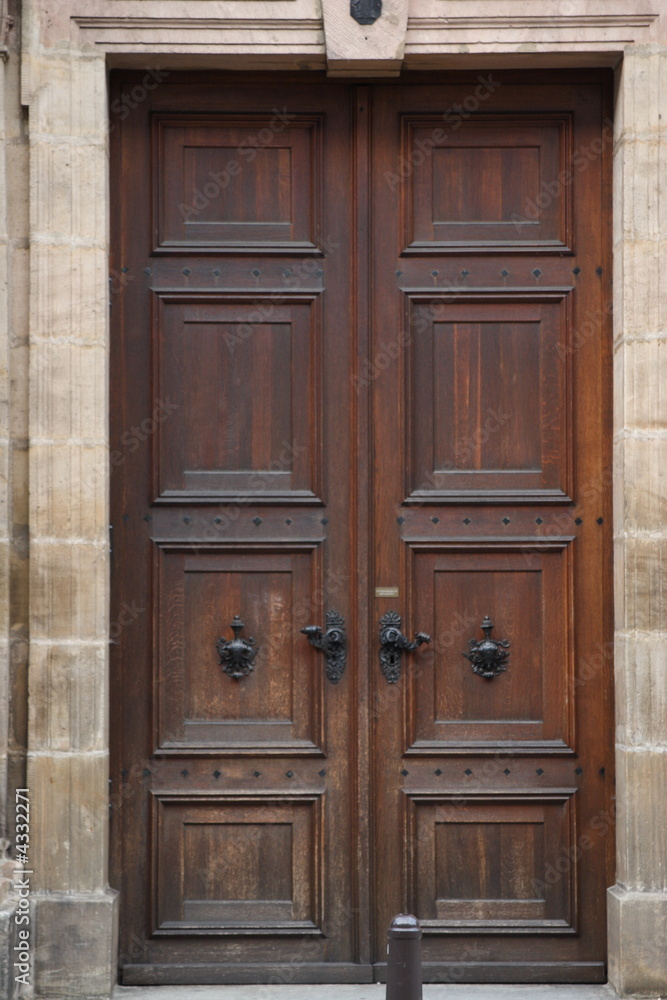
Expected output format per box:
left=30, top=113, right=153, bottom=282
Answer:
left=114, top=985, right=620, bottom=999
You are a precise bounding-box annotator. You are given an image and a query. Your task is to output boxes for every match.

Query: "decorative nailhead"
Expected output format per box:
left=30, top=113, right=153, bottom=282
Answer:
left=401, top=769, right=409, bottom=777
left=536, top=768, right=544, bottom=775
left=286, top=771, right=294, bottom=778
left=213, top=770, right=221, bottom=779
left=503, top=768, right=511, bottom=775
left=575, top=517, right=583, bottom=525
left=464, top=768, right=472, bottom=776
left=502, top=517, right=511, bottom=525
left=536, top=517, right=544, bottom=525
left=435, top=769, right=442, bottom=776
left=253, top=516, right=262, bottom=525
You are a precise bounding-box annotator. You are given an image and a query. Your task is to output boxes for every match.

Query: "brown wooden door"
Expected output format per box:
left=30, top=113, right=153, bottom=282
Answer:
left=369, top=77, right=614, bottom=982
left=111, top=72, right=613, bottom=986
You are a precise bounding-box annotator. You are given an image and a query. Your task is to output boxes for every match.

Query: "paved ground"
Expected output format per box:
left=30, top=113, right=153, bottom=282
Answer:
left=113, top=985, right=624, bottom=1000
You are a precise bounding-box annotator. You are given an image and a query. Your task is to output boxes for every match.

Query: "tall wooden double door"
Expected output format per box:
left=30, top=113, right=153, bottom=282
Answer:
left=110, top=71, right=613, bottom=985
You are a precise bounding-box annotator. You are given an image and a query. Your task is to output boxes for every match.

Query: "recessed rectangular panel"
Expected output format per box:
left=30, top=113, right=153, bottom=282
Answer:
left=156, top=545, right=323, bottom=751
left=155, top=796, right=321, bottom=933
left=432, top=320, right=541, bottom=472
left=406, top=541, right=574, bottom=752
left=432, top=146, right=540, bottom=225
left=154, top=294, right=320, bottom=501
left=154, top=115, right=320, bottom=251
left=406, top=293, right=571, bottom=503
left=435, top=820, right=542, bottom=911
left=402, top=115, right=571, bottom=253
left=433, top=567, right=542, bottom=724
left=407, top=794, right=575, bottom=932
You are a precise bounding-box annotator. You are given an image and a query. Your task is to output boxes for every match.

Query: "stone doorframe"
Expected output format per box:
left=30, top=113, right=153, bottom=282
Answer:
left=13, top=0, right=667, bottom=996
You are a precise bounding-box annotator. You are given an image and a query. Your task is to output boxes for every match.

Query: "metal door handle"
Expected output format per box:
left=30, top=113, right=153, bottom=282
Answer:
left=379, top=611, right=431, bottom=683
left=301, top=611, right=346, bottom=684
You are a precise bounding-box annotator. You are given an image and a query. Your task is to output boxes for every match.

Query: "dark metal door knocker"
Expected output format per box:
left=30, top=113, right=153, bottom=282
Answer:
left=216, top=615, right=258, bottom=680
left=301, top=610, right=346, bottom=684
left=379, top=611, right=431, bottom=684
left=463, top=616, right=510, bottom=680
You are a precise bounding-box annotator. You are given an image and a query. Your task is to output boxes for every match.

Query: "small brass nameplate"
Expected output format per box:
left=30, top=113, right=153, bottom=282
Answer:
left=375, top=586, right=399, bottom=598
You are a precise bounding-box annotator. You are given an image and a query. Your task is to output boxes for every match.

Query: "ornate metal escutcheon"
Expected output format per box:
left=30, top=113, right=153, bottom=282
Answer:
left=379, top=611, right=431, bottom=684
left=351, top=0, right=382, bottom=25
left=216, top=615, right=258, bottom=680
left=301, top=611, right=346, bottom=685
left=463, top=616, right=510, bottom=680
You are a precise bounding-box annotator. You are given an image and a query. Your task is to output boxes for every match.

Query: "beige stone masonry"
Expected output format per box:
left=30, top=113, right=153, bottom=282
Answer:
left=0, top=0, right=29, bottom=893
left=608, top=43, right=667, bottom=998
left=322, top=0, right=409, bottom=75
left=22, top=3, right=118, bottom=993
left=12, top=0, right=667, bottom=997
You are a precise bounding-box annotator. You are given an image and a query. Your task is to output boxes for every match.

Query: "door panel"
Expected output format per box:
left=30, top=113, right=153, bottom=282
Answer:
left=371, top=78, right=612, bottom=982
left=401, top=114, right=571, bottom=253
left=407, top=542, right=573, bottom=752
left=111, top=72, right=613, bottom=986
left=405, top=293, right=572, bottom=502
left=155, top=294, right=322, bottom=500
left=111, top=78, right=366, bottom=985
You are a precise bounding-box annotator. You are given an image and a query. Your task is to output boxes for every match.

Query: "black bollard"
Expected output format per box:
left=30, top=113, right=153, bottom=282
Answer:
left=385, top=913, right=423, bottom=1000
